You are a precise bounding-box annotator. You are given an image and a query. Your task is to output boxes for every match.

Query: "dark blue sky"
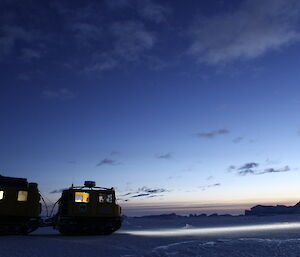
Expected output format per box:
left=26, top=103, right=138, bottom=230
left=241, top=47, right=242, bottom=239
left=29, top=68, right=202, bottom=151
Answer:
left=1, top=0, right=300, bottom=215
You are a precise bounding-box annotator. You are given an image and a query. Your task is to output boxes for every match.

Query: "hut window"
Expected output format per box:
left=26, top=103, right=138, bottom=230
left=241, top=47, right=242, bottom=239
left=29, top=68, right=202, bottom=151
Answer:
left=99, top=193, right=106, bottom=203
left=107, top=194, right=113, bottom=203
left=99, top=193, right=113, bottom=203
left=75, top=192, right=89, bottom=203
left=0, top=191, right=3, bottom=200
left=17, top=191, right=28, bottom=201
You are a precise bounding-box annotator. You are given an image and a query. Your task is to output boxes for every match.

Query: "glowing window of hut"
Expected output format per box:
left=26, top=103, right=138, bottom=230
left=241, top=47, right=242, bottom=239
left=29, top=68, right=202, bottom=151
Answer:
left=17, top=191, right=28, bottom=201
left=75, top=192, right=89, bottom=203
left=0, top=191, right=3, bottom=200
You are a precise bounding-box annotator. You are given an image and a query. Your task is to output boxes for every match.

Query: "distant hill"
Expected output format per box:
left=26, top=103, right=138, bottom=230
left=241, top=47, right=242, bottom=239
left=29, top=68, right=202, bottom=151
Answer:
left=127, top=213, right=234, bottom=219
left=245, top=202, right=300, bottom=216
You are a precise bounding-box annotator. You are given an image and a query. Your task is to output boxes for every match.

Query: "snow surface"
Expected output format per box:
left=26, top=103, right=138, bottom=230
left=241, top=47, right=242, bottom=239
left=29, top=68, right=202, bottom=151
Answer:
left=2, top=214, right=300, bottom=256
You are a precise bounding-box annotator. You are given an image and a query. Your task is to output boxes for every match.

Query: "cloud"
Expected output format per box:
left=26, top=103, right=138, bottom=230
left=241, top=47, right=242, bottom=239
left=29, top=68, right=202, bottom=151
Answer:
left=41, top=88, right=76, bottom=100
left=121, top=192, right=132, bottom=197
left=238, top=162, right=259, bottom=175
left=157, top=153, right=172, bottom=159
left=227, top=165, right=236, bottom=172
left=239, top=162, right=259, bottom=170
left=87, top=53, right=118, bottom=73
left=258, top=165, right=290, bottom=175
left=206, top=176, right=214, bottom=180
left=105, top=0, right=131, bottom=9
left=229, top=162, right=291, bottom=176
left=21, top=48, right=41, bottom=62
left=138, top=186, right=167, bottom=194
left=198, top=183, right=221, bottom=191
left=194, top=128, right=230, bottom=139
left=167, top=175, right=181, bottom=180
left=232, top=137, right=244, bottom=143
left=110, top=151, right=120, bottom=156
left=131, top=193, right=150, bottom=198
left=71, top=22, right=103, bottom=47
left=0, top=25, right=33, bottom=56
left=188, top=0, right=300, bottom=65
left=265, top=158, right=280, bottom=165
left=136, top=0, right=171, bottom=23
left=123, top=186, right=168, bottom=199
left=147, top=195, right=162, bottom=198
left=50, top=188, right=67, bottom=194
left=106, top=0, right=170, bottom=23
left=110, top=21, right=156, bottom=61
left=96, top=158, right=120, bottom=167
left=86, top=21, right=156, bottom=73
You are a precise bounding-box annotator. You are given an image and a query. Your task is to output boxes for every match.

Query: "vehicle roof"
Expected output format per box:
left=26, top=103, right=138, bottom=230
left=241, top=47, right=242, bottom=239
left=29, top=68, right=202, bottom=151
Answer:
left=64, top=187, right=115, bottom=192
left=0, top=175, right=28, bottom=188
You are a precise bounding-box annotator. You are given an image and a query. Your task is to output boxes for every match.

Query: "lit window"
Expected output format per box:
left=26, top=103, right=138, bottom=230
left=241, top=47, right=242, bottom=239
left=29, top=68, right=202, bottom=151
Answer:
left=99, top=193, right=113, bottom=203
left=0, top=191, right=3, bottom=200
left=18, top=191, right=28, bottom=201
left=75, top=192, right=89, bottom=203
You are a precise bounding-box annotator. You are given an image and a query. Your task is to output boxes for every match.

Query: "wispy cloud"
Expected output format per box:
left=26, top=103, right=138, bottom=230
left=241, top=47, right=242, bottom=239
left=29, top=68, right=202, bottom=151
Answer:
left=138, top=186, right=167, bottom=194
left=229, top=162, right=291, bottom=176
left=188, top=0, right=300, bottom=65
left=105, top=0, right=131, bottom=9
left=238, top=162, right=259, bottom=175
left=96, top=158, right=120, bottom=167
left=21, top=48, right=41, bottom=62
left=198, top=183, right=221, bottom=191
left=50, top=188, right=67, bottom=194
left=87, top=53, right=118, bottom=73
left=227, top=165, right=236, bottom=172
left=232, top=137, right=244, bottom=143
left=42, top=88, right=76, bottom=100
left=110, top=151, right=120, bottom=156
left=259, top=166, right=290, bottom=175
left=71, top=22, right=103, bottom=47
left=131, top=193, right=151, bottom=198
left=122, top=186, right=168, bottom=199
left=0, top=25, right=33, bottom=57
left=136, top=0, right=171, bottom=23
left=111, top=21, right=155, bottom=61
left=106, top=0, right=170, bottom=23
left=167, top=175, right=181, bottom=180
left=86, top=21, right=156, bottom=73
left=206, top=176, right=214, bottom=181
left=157, top=153, right=172, bottom=159
left=194, top=128, right=230, bottom=139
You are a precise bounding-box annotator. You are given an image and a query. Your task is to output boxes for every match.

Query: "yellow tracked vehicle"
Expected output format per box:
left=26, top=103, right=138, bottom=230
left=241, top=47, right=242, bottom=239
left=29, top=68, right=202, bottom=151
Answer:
left=0, top=175, right=41, bottom=234
left=54, top=181, right=122, bottom=235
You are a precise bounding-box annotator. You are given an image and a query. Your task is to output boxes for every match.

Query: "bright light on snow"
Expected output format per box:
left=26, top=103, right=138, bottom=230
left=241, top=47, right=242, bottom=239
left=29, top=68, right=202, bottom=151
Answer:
left=123, top=222, right=300, bottom=237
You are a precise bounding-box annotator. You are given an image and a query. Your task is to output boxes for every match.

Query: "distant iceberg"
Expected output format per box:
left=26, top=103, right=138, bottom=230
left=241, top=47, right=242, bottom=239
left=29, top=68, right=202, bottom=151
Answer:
left=245, top=202, right=300, bottom=216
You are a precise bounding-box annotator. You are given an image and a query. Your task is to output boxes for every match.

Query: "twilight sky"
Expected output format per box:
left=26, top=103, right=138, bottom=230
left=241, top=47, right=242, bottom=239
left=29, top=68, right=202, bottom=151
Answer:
left=1, top=0, right=300, bottom=215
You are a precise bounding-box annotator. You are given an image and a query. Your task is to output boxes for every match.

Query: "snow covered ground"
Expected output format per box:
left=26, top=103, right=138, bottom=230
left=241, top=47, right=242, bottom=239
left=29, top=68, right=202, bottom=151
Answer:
left=2, top=214, right=300, bottom=256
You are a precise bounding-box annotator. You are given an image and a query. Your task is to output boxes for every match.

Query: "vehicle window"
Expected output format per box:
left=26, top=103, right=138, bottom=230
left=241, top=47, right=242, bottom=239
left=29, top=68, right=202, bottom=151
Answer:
left=99, top=193, right=113, bottom=203
left=75, top=192, right=89, bottom=203
left=107, top=194, right=113, bottom=203
left=0, top=191, right=3, bottom=200
left=17, top=191, right=28, bottom=201
left=99, top=193, right=106, bottom=203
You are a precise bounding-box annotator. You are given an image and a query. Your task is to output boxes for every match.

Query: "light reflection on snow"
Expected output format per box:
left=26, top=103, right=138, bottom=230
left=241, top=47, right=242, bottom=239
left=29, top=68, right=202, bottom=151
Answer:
left=122, top=222, right=300, bottom=237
